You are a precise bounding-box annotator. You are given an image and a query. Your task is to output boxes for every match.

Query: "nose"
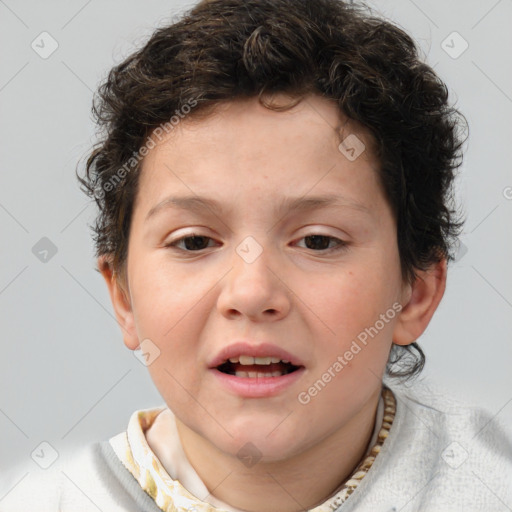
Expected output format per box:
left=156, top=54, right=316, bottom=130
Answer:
left=217, top=242, right=291, bottom=322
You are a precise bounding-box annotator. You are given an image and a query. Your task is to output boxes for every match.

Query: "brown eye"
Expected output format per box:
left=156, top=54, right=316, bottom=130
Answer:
left=168, top=235, right=216, bottom=251
left=303, top=235, right=332, bottom=250
left=298, top=235, right=346, bottom=252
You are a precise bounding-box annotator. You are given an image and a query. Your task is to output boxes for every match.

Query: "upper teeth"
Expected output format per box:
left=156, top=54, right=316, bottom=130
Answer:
left=228, top=356, right=290, bottom=365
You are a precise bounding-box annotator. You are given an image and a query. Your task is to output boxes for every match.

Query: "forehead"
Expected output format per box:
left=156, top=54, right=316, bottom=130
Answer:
left=145, top=94, right=375, bottom=160
left=134, top=94, right=381, bottom=213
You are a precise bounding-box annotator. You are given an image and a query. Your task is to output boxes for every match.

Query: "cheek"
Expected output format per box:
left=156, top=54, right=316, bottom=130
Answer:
left=313, top=266, right=400, bottom=336
left=140, top=299, right=214, bottom=411
left=130, top=259, right=207, bottom=336
left=128, top=268, right=213, bottom=399
left=298, top=269, right=399, bottom=413
left=304, top=249, right=402, bottom=379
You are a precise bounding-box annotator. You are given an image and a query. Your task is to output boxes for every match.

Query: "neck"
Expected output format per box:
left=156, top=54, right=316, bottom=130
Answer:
left=174, top=391, right=381, bottom=512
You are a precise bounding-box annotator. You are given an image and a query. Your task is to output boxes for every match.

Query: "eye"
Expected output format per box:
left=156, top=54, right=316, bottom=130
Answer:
left=166, top=234, right=217, bottom=251
left=296, top=235, right=347, bottom=252
left=165, top=233, right=347, bottom=253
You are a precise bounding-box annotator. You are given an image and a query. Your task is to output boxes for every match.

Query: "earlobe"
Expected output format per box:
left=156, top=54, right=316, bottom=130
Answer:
left=97, top=256, right=140, bottom=350
left=392, top=258, right=447, bottom=346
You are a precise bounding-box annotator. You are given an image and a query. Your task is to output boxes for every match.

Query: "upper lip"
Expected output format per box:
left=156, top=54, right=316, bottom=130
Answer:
left=208, top=341, right=304, bottom=369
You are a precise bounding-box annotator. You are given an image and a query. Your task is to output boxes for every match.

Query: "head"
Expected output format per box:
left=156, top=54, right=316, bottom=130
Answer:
left=80, top=0, right=465, bottom=461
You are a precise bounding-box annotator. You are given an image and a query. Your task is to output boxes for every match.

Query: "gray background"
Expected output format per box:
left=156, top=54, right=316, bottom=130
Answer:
left=1, top=0, right=511, bottom=487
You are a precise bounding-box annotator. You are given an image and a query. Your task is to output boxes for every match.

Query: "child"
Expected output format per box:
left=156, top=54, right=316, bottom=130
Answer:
left=3, top=0, right=511, bottom=510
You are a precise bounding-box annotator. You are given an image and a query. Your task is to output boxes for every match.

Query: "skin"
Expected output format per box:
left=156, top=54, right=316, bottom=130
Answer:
left=100, top=94, right=446, bottom=512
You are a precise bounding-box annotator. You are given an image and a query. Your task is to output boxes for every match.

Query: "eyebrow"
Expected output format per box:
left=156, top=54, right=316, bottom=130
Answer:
left=145, top=194, right=370, bottom=221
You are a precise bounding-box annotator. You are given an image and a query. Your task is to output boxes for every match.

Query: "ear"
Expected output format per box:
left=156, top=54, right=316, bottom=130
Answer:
left=392, top=258, right=447, bottom=346
left=98, top=255, right=140, bottom=350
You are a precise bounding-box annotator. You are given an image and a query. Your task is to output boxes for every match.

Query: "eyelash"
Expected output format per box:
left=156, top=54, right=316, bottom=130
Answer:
left=165, top=234, right=348, bottom=254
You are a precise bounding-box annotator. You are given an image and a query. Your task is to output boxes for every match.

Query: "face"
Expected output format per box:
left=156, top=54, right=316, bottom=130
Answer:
left=117, top=94, right=411, bottom=461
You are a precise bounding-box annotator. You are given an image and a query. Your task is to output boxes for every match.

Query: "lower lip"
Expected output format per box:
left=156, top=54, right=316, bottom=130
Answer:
left=210, top=367, right=305, bottom=398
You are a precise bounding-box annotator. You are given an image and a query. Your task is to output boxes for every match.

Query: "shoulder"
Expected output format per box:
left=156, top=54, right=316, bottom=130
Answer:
left=0, top=459, right=59, bottom=512
left=343, top=380, right=512, bottom=512
left=0, top=445, right=98, bottom=512
left=0, top=438, right=160, bottom=512
left=391, top=379, right=510, bottom=433
left=391, top=380, right=512, bottom=454
left=395, top=381, right=512, bottom=508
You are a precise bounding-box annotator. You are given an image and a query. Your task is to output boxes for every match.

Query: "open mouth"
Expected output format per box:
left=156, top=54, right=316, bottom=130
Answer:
left=216, top=355, right=301, bottom=378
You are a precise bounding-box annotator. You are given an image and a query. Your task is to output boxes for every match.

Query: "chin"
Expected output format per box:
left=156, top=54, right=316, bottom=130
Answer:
left=210, top=416, right=310, bottom=464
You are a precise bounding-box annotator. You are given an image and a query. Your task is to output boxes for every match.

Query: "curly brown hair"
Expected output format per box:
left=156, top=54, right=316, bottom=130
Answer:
left=79, top=0, right=466, bottom=380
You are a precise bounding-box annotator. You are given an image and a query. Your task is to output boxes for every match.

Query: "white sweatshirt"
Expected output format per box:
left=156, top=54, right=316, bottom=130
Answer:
left=1, top=381, right=511, bottom=512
